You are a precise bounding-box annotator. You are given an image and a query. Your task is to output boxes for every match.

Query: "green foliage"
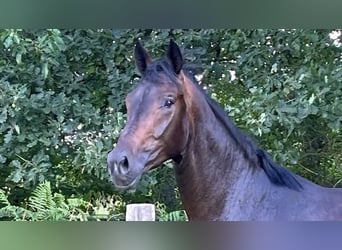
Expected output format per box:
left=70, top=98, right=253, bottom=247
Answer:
left=0, top=29, right=341, bottom=220
left=156, top=203, right=188, bottom=221
left=0, top=181, right=126, bottom=221
left=0, top=181, right=84, bottom=221
left=197, top=29, right=342, bottom=186
left=0, top=188, right=31, bottom=220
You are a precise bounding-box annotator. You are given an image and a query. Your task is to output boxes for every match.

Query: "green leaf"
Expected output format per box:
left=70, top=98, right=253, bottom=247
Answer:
left=13, top=33, right=20, bottom=44
left=0, top=110, right=7, bottom=123
left=0, top=154, right=6, bottom=164
left=278, top=106, right=297, bottom=114
left=4, top=129, right=13, bottom=143
left=3, top=35, right=13, bottom=48
left=42, top=62, right=49, bottom=79
left=308, top=94, right=315, bottom=105
left=12, top=169, right=24, bottom=183
left=95, top=140, right=103, bottom=152
left=16, top=53, right=22, bottom=64
left=13, top=124, right=20, bottom=134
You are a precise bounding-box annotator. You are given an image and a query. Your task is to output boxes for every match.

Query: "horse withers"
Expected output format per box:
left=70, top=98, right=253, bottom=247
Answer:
left=107, top=40, right=342, bottom=221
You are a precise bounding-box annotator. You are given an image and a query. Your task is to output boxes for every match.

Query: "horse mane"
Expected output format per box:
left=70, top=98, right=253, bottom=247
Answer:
left=182, top=66, right=303, bottom=191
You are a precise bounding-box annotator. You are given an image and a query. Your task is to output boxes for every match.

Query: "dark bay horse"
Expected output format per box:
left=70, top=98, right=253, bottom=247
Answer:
left=107, top=40, right=342, bottom=221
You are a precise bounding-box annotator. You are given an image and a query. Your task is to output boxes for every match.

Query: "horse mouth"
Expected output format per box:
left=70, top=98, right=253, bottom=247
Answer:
left=112, top=173, right=143, bottom=191
left=110, top=167, right=145, bottom=191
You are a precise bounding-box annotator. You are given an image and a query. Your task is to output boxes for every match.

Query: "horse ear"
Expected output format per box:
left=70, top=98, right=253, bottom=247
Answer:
left=167, top=39, right=183, bottom=74
left=134, top=40, right=152, bottom=75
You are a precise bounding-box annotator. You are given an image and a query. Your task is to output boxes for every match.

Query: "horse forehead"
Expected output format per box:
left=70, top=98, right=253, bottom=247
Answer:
left=130, top=80, right=179, bottom=100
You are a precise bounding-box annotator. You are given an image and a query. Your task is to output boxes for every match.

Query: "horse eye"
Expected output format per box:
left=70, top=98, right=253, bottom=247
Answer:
left=163, top=99, right=174, bottom=108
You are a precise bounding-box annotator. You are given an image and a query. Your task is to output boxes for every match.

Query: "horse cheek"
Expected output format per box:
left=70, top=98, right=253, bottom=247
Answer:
left=153, top=113, right=174, bottom=138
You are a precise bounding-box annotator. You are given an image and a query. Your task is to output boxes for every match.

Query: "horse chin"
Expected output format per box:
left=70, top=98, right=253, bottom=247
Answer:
left=112, top=174, right=142, bottom=191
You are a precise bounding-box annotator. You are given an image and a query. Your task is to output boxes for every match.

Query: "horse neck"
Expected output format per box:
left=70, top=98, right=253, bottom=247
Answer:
left=174, top=83, right=261, bottom=220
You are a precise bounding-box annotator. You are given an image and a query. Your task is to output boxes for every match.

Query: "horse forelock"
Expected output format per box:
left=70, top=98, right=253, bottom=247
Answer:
left=141, top=59, right=180, bottom=85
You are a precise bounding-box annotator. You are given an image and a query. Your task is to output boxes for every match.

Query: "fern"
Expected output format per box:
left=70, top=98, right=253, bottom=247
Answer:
left=159, top=210, right=188, bottom=221
left=28, top=181, right=72, bottom=221
left=0, top=182, right=125, bottom=221
left=0, top=190, right=11, bottom=207
left=155, top=202, right=188, bottom=221
left=0, top=189, right=33, bottom=220
left=0, top=190, right=15, bottom=219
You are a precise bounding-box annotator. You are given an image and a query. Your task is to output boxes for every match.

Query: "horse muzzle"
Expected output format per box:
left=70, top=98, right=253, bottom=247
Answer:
left=107, top=149, right=146, bottom=190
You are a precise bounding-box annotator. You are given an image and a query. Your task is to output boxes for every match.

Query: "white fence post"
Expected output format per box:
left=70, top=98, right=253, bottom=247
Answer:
left=125, top=203, right=155, bottom=221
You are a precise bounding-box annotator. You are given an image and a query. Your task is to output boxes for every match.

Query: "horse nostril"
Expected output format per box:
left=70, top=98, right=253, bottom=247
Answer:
left=118, top=156, right=129, bottom=175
